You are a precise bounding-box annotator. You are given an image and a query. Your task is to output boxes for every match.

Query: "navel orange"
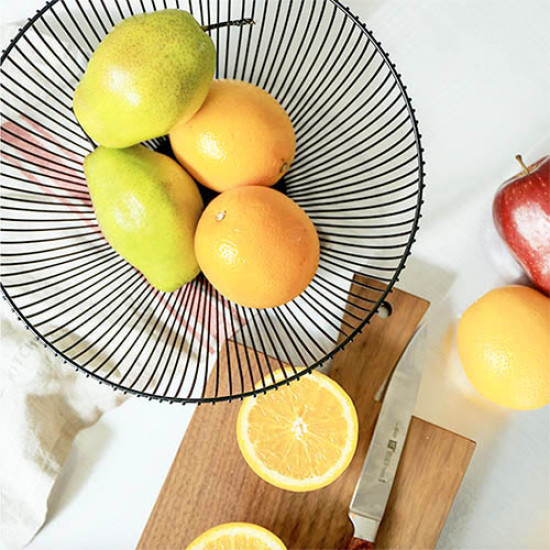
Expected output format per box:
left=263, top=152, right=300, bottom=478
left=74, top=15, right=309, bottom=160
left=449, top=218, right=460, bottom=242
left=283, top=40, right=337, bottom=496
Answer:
left=169, top=79, right=295, bottom=192
left=457, top=285, right=550, bottom=410
left=194, top=186, right=319, bottom=308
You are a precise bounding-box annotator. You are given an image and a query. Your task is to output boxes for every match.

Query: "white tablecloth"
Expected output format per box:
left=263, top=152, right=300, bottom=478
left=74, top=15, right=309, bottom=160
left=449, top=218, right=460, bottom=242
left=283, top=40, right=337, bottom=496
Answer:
left=1, top=1, right=549, bottom=549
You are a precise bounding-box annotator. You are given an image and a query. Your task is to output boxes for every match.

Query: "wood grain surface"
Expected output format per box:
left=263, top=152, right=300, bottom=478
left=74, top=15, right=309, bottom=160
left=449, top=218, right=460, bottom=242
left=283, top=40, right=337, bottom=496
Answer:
left=139, top=277, right=475, bottom=549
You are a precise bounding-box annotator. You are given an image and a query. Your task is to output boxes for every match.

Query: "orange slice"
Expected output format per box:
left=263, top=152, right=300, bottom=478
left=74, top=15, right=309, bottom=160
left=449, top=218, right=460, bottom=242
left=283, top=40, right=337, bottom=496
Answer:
left=237, top=370, right=358, bottom=492
left=185, top=522, right=287, bottom=550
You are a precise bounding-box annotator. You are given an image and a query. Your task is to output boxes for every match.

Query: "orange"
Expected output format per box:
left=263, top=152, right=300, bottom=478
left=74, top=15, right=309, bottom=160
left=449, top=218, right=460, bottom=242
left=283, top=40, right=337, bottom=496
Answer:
left=194, top=186, right=319, bottom=308
left=237, top=369, right=359, bottom=492
left=457, top=285, right=550, bottom=410
left=185, top=522, right=287, bottom=550
left=169, top=79, right=295, bottom=192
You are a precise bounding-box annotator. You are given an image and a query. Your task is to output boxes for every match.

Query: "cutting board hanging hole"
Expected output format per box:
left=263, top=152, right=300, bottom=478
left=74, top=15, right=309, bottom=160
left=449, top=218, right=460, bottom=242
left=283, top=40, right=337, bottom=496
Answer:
left=377, top=301, right=393, bottom=319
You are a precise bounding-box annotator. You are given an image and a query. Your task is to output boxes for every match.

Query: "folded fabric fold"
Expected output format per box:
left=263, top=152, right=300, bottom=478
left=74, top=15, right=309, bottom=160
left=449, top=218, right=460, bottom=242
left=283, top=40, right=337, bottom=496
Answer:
left=0, top=299, right=127, bottom=548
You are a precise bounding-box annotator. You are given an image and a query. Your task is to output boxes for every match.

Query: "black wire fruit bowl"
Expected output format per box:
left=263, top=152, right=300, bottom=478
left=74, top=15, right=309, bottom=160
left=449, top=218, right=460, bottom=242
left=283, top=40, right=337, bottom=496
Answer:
left=0, top=0, right=424, bottom=403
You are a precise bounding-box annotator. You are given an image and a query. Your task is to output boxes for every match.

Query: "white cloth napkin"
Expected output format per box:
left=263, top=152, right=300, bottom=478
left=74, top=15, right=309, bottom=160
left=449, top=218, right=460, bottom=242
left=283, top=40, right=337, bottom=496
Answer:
left=0, top=300, right=127, bottom=549
left=0, top=16, right=225, bottom=545
left=0, top=22, right=129, bottom=548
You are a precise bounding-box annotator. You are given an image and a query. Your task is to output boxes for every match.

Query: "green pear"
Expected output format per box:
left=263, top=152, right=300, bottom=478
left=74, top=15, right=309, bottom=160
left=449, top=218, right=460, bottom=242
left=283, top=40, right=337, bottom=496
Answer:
left=85, top=145, right=204, bottom=291
left=74, top=10, right=216, bottom=148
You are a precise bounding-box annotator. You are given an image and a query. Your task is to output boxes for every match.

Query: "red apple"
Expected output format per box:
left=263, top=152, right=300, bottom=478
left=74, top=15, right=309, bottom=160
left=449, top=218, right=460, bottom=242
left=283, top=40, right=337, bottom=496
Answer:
left=493, top=155, right=550, bottom=294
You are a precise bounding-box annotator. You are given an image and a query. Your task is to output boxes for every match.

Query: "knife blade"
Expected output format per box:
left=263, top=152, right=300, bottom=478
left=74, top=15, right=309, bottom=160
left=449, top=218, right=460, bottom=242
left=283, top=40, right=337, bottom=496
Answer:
left=348, top=323, right=427, bottom=546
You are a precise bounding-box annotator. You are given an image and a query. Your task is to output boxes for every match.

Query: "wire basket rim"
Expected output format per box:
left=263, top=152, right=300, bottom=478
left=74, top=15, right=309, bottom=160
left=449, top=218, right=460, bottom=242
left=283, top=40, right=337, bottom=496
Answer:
left=0, top=0, right=425, bottom=404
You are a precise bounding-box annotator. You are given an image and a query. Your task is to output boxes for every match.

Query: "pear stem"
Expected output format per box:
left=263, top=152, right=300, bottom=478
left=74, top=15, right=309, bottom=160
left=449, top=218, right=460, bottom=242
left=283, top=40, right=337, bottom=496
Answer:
left=202, top=19, right=255, bottom=32
left=515, top=154, right=530, bottom=175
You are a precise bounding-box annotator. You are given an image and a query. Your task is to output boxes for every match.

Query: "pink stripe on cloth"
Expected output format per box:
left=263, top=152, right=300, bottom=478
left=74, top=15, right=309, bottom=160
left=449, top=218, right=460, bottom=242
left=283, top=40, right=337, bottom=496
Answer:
left=1, top=117, right=248, bottom=371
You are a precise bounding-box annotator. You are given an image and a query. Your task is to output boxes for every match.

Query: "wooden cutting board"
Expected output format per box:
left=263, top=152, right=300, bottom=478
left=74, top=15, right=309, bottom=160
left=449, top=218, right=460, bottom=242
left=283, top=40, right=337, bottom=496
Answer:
left=139, top=276, right=475, bottom=549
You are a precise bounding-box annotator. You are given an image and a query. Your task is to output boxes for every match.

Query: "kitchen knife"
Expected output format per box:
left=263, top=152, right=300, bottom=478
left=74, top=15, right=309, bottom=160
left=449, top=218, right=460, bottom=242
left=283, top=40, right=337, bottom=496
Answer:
left=348, top=324, right=427, bottom=549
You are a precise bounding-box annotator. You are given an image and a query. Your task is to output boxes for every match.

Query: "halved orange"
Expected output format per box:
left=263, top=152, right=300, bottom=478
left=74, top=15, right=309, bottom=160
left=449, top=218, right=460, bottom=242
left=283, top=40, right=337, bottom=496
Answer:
left=237, top=370, right=358, bottom=492
left=185, top=522, right=287, bottom=550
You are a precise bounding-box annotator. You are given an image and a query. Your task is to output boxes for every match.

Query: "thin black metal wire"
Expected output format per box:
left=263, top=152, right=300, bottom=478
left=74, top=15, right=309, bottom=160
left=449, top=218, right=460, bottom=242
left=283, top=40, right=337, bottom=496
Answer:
left=0, top=0, right=424, bottom=403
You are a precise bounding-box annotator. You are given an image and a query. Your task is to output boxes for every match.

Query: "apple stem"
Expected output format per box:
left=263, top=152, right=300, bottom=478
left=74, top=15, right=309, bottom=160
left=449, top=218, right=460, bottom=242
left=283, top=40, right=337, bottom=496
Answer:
left=515, top=154, right=530, bottom=175
left=202, top=19, right=255, bottom=32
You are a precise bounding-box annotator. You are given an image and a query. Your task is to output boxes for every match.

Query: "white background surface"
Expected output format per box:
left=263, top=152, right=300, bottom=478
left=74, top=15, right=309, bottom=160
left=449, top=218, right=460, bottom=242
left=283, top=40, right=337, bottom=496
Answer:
left=2, top=0, right=550, bottom=548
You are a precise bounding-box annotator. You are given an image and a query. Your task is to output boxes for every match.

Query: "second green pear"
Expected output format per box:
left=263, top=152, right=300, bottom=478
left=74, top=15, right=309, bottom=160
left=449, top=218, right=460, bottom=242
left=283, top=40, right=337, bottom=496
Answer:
left=85, top=145, right=203, bottom=292
left=74, top=10, right=216, bottom=148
